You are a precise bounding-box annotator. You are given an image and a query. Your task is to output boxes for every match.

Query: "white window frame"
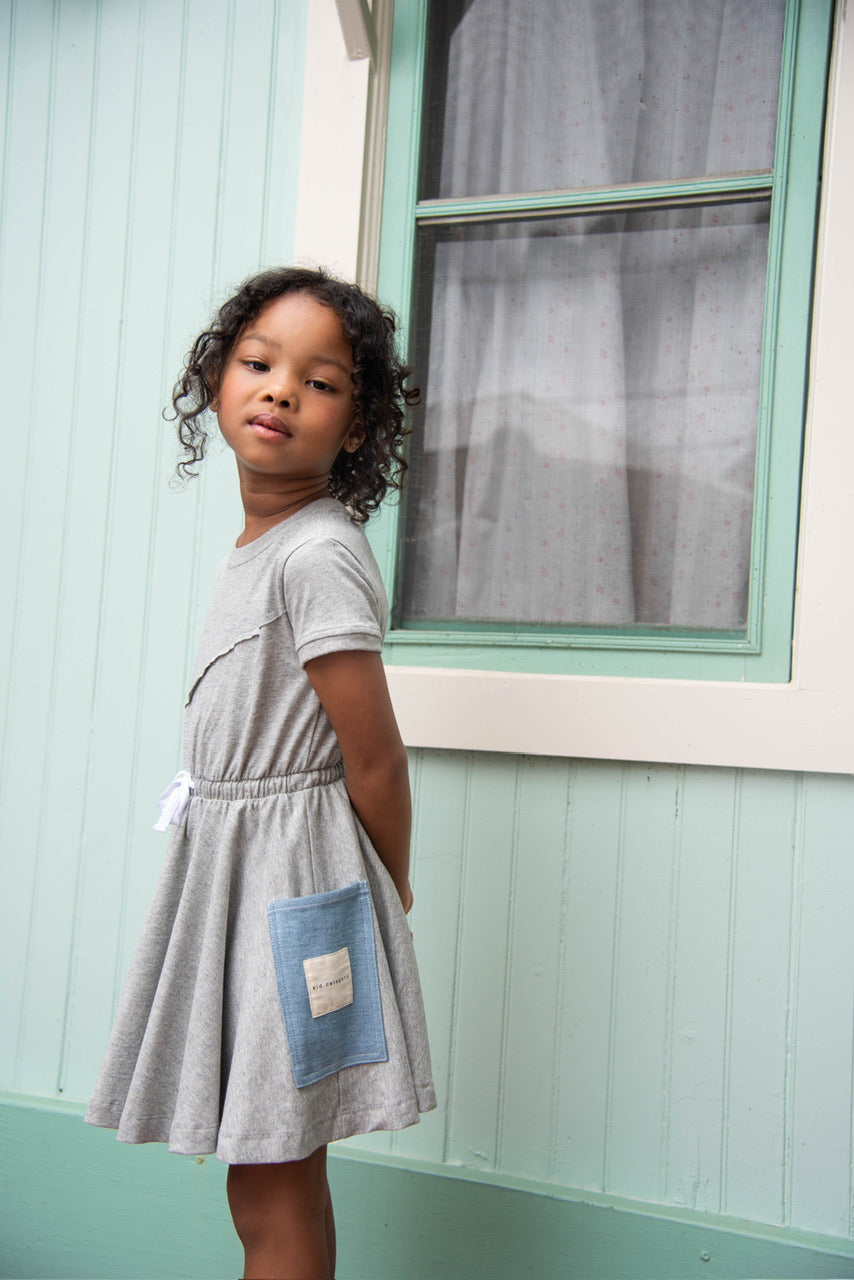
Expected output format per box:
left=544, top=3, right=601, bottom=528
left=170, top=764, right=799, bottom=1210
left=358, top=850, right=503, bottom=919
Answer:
left=296, top=0, right=853, bottom=774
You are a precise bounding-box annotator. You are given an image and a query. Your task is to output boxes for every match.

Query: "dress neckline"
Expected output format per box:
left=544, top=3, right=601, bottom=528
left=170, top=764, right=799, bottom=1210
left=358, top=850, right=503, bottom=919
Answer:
left=227, top=498, right=344, bottom=568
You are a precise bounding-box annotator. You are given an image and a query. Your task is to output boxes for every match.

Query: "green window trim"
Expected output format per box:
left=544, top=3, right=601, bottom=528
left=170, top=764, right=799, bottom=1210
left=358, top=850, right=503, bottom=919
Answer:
left=369, top=0, right=833, bottom=681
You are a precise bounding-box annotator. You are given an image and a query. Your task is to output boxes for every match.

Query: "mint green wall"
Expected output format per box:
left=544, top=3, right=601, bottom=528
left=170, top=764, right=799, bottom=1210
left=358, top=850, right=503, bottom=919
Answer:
left=4, top=1097, right=853, bottom=1280
left=0, top=0, right=307, bottom=1099
left=345, top=755, right=854, bottom=1245
left=1, top=0, right=853, bottom=1272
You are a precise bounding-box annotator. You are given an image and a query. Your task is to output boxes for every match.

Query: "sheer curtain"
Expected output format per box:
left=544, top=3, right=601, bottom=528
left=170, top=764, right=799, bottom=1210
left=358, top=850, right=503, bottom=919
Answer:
left=400, top=0, right=784, bottom=629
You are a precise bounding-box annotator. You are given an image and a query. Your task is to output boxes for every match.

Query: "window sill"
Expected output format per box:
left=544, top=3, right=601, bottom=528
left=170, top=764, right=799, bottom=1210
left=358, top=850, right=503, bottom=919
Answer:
left=386, top=666, right=853, bottom=773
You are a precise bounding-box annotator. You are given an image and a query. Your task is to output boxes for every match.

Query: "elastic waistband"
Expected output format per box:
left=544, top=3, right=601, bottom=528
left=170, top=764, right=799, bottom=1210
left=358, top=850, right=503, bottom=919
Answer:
left=192, top=762, right=344, bottom=801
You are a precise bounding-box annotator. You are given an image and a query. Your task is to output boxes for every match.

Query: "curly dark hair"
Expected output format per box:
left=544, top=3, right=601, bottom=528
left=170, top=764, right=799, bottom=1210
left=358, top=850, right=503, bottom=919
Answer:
left=168, top=266, right=417, bottom=523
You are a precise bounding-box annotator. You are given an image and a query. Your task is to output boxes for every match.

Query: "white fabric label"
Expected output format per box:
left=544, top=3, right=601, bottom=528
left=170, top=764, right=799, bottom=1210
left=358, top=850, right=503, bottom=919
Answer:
left=303, top=947, right=354, bottom=1018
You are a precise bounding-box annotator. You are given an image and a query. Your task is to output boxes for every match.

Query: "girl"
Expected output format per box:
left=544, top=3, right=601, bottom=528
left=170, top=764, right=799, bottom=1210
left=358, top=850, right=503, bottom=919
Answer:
left=86, top=267, right=436, bottom=1280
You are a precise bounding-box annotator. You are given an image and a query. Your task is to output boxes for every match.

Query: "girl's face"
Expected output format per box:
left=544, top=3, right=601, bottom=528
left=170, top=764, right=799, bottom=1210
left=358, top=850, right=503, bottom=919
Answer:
left=214, top=292, right=363, bottom=484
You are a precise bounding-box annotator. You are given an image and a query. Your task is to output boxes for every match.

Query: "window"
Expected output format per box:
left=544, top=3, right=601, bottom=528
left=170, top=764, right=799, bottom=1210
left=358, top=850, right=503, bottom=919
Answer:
left=371, top=0, right=832, bottom=680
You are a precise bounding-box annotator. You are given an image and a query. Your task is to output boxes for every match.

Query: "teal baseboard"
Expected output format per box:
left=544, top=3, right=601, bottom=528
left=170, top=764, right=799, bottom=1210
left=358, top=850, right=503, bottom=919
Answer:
left=1, top=1094, right=853, bottom=1280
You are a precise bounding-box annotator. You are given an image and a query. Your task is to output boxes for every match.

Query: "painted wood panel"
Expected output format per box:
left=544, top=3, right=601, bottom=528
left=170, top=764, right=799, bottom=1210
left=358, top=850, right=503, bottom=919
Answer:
left=0, top=0, right=307, bottom=1100
left=663, top=767, right=735, bottom=1213
left=500, top=757, right=571, bottom=1180
left=554, top=759, right=626, bottom=1188
left=1, top=0, right=853, bottom=1251
left=722, top=773, right=798, bottom=1224
left=444, top=752, right=519, bottom=1170
left=5, top=1099, right=854, bottom=1280
left=788, top=776, right=854, bottom=1237
left=349, top=756, right=854, bottom=1243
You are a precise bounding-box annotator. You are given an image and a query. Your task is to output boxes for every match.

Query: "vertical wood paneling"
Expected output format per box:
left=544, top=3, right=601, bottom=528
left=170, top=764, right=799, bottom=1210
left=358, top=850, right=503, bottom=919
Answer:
left=58, top=0, right=205, bottom=1100
left=723, top=772, right=797, bottom=1224
left=500, top=757, right=570, bottom=1179
left=1, top=0, right=104, bottom=1095
left=385, top=748, right=469, bottom=1163
left=606, top=765, right=683, bottom=1202
left=443, top=752, right=519, bottom=1170
left=2, top=0, right=853, bottom=1248
left=0, top=0, right=42, bottom=1074
left=350, top=753, right=854, bottom=1244
left=664, top=767, right=736, bottom=1213
left=0, top=0, right=306, bottom=1099
left=12, top=0, right=116, bottom=1098
left=553, top=759, right=624, bottom=1190
left=788, top=774, right=854, bottom=1237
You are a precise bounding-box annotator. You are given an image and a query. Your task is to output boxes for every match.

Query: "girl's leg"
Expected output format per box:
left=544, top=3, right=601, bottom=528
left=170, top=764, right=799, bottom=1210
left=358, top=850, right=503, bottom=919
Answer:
left=227, top=1145, right=335, bottom=1280
left=324, top=1174, right=336, bottom=1279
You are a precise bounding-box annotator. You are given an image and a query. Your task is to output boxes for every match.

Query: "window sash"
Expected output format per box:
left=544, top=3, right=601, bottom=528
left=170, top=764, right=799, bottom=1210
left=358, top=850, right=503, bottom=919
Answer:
left=369, top=0, right=832, bottom=681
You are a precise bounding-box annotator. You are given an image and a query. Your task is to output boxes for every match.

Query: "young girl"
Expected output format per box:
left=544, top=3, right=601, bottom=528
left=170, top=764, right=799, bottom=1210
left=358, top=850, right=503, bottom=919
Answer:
left=85, top=266, right=436, bottom=1280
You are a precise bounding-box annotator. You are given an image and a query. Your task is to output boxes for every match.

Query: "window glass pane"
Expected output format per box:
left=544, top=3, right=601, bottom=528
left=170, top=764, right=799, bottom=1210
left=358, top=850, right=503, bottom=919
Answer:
left=400, top=201, right=770, bottom=630
left=420, top=0, right=785, bottom=200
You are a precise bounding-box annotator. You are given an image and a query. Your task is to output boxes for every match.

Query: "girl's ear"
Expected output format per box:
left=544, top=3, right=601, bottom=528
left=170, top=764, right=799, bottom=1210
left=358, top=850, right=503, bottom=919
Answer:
left=342, top=420, right=365, bottom=454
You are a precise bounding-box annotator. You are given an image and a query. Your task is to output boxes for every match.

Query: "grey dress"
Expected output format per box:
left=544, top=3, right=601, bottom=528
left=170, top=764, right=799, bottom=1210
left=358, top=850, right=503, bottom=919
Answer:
left=86, top=499, right=435, bottom=1163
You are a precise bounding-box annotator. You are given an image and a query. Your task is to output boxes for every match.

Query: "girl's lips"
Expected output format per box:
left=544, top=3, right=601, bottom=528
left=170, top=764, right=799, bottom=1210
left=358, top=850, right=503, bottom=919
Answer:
left=250, top=414, right=291, bottom=438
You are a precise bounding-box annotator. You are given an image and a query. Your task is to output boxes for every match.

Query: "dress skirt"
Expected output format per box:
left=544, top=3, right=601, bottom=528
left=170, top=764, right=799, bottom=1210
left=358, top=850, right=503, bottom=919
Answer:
left=85, top=764, right=436, bottom=1163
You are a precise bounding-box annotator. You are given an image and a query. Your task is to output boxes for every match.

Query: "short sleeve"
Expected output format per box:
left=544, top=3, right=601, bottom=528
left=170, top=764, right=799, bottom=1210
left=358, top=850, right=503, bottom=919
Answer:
left=283, top=537, right=385, bottom=666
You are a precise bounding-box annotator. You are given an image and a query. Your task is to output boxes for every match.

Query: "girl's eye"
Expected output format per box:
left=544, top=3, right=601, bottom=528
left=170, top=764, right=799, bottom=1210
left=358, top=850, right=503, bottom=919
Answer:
left=308, top=379, right=335, bottom=393
left=244, top=359, right=269, bottom=372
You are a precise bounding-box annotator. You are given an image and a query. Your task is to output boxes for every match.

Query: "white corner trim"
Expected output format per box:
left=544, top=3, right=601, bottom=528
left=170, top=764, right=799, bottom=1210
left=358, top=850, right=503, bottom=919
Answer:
left=293, top=0, right=371, bottom=280
left=385, top=2, right=854, bottom=775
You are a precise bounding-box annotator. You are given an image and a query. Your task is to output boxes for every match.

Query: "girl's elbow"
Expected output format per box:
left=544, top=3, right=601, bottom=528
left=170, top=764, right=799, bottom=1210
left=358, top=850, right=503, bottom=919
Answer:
left=347, top=745, right=410, bottom=794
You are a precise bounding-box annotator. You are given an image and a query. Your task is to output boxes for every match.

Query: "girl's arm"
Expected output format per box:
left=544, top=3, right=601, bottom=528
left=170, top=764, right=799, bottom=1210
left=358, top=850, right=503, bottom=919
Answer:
left=305, top=649, right=413, bottom=913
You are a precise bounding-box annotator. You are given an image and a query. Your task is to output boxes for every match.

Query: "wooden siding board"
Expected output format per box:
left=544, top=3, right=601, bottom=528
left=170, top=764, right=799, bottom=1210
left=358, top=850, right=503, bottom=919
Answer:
left=0, top=0, right=306, bottom=1099
left=553, top=759, right=625, bottom=1191
left=43, top=0, right=152, bottom=1095
left=606, top=764, right=683, bottom=1202
left=57, top=0, right=195, bottom=1101
left=443, top=752, right=519, bottom=1171
left=500, top=756, right=570, bottom=1180
left=1, top=0, right=107, bottom=1094
left=210, top=0, right=268, bottom=283
left=723, top=771, right=797, bottom=1224
left=788, top=773, right=854, bottom=1238
left=36, top=0, right=115, bottom=1098
left=18, top=0, right=161, bottom=1095
left=0, top=0, right=53, bottom=1088
left=664, top=767, right=736, bottom=1214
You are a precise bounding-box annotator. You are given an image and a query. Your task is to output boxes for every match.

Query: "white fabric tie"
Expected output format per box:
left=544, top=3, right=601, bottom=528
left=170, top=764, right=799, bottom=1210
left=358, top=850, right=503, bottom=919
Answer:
left=153, top=770, right=195, bottom=832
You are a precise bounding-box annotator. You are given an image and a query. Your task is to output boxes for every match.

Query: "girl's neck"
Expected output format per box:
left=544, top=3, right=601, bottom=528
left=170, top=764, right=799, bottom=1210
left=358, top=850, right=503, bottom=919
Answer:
left=235, top=475, right=330, bottom=546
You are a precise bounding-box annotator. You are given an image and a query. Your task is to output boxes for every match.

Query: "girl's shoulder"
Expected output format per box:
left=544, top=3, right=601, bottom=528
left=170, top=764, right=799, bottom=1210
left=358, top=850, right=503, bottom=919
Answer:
left=281, top=500, right=384, bottom=597
left=218, top=498, right=384, bottom=619
left=279, top=501, right=389, bottom=658
left=192, top=500, right=386, bottom=698
left=285, top=496, right=368, bottom=545
left=278, top=498, right=378, bottom=575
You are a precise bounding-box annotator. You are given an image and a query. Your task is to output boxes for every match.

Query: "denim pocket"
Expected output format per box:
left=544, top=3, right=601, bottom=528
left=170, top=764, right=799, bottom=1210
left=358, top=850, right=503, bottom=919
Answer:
left=267, top=880, right=388, bottom=1088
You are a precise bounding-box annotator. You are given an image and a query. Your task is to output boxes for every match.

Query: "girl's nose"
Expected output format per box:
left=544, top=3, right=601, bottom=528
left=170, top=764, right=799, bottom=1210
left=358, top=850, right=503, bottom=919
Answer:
left=263, top=382, right=296, bottom=409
